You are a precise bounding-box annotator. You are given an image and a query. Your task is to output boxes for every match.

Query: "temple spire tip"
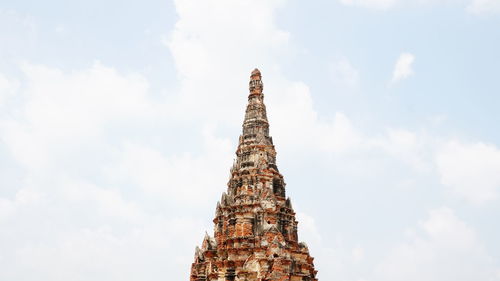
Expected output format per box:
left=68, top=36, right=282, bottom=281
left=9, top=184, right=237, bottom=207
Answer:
left=249, top=68, right=263, bottom=94
left=251, top=68, right=261, bottom=76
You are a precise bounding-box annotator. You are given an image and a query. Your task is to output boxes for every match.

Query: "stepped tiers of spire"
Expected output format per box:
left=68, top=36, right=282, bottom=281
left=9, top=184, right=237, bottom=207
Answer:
left=190, top=69, right=318, bottom=281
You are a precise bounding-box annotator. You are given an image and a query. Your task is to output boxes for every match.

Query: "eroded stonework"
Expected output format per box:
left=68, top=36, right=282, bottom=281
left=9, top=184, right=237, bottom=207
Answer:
left=190, top=69, right=318, bottom=281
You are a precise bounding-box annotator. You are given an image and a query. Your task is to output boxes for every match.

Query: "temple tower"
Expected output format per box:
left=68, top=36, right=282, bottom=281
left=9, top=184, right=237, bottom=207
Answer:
left=190, top=69, right=318, bottom=281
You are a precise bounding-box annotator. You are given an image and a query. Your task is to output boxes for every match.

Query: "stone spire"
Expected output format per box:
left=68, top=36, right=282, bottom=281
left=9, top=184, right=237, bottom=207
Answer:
left=234, top=68, right=278, bottom=176
left=190, top=69, right=318, bottom=281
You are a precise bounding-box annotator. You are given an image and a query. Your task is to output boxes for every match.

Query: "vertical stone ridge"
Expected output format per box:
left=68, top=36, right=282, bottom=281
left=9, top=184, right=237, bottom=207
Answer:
left=190, top=69, right=318, bottom=281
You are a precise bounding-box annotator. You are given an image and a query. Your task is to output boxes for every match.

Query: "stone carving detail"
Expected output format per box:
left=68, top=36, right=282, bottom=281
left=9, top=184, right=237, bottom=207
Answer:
left=190, top=69, right=318, bottom=281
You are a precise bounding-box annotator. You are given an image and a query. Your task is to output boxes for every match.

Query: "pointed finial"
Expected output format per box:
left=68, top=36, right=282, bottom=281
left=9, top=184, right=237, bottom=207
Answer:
left=249, top=68, right=263, bottom=94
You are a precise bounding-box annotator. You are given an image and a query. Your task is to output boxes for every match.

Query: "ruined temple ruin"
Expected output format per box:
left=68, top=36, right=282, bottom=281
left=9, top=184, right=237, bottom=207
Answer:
left=190, top=69, right=318, bottom=281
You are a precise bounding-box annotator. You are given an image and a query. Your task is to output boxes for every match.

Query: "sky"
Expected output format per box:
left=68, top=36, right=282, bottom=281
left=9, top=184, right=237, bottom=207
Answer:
left=1, top=0, right=500, bottom=280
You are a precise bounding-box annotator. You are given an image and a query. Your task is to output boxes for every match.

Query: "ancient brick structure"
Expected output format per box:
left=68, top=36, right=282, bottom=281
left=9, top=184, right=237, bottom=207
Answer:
left=190, top=69, right=318, bottom=281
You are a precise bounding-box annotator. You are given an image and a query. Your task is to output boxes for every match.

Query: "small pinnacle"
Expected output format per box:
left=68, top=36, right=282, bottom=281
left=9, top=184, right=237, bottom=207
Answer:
left=251, top=68, right=261, bottom=76
left=249, top=68, right=263, bottom=94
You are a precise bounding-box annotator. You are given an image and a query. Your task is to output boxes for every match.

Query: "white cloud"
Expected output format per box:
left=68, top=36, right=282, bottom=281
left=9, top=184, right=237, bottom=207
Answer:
left=1, top=1, right=499, bottom=281
left=436, top=140, right=500, bottom=204
left=467, top=0, right=500, bottom=14
left=352, top=245, right=365, bottom=262
left=296, top=211, right=322, bottom=244
left=165, top=0, right=290, bottom=125
left=0, top=59, right=219, bottom=280
left=0, top=73, right=18, bottom=106
left=0, top=2, right=303, bottom=279
left=391, top=53, right=415, bottom=84
left=4, top=216, right=204, bottom=281
left=374, top=207, right=498, bottom=281
left=0, top=62, right=177, bottom=177
left=268, top=81, right=362, bottom=154
left=373, top=128, right=431, bottom=172
left=55, top=24, right=66, bottom=34
left=61, top=180, right=145, bottom=221
left=165, top=0, right=365, bottom=157
left=106, top=125, right=233, bottom=205
left=340, top=0, right=399, bottom=10
left=320, top=112, right=363, bottom=153
left=0, top=197, right=15, bottom=221
left=329, top=57, right=360, bottom=91
left=0, top=187, right=43, bottom=222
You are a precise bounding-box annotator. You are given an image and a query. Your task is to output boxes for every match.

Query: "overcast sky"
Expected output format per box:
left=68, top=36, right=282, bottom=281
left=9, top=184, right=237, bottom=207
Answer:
left=1, top=0, right=500, bottom=280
